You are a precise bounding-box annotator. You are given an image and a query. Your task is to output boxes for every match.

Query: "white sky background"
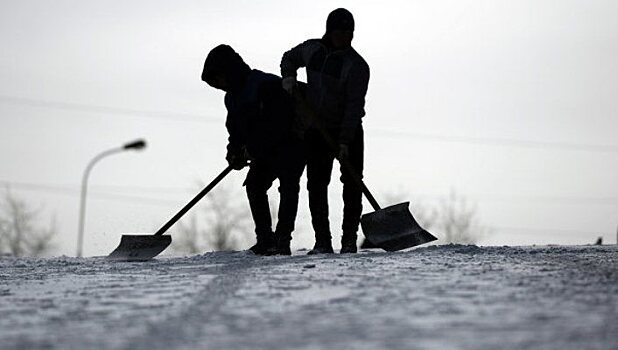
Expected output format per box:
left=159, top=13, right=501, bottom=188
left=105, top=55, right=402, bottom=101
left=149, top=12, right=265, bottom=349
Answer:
left=0, top=0, right=617, bottom=256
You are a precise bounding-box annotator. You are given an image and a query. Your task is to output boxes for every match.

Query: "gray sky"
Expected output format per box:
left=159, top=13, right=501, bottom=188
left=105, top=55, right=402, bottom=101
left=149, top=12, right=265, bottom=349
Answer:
left=1, top=0, right=617, bottom=256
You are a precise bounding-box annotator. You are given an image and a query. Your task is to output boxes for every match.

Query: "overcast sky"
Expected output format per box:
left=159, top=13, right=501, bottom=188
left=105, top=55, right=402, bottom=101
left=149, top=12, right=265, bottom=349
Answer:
left=1, top=0, right=617, bottom=256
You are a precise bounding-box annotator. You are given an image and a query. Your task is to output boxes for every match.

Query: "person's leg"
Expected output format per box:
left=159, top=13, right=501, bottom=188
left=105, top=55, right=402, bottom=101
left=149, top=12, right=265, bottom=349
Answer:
left=340, top=125, right=364, bottom=253
left=273, top=141, right=305, bottom=255
left=305, top=129, right=335, bottom=254
left=244, top=162, right=277, bottom=255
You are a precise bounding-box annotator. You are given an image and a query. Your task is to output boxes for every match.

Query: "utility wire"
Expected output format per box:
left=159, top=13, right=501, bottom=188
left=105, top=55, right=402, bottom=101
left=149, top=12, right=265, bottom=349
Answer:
left=2, top=179, right=617, bottom=206
left=2, top=94, right=618, bottom=153
left=0, top=94, right=220, bottom=123
left=0, top=180, right=183, bottom=207
left=370, top=129, right=618, bottom=154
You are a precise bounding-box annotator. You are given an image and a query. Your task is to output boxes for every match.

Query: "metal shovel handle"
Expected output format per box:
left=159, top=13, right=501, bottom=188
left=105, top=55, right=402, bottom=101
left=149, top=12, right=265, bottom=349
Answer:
left=154, top=165, right=233, bottom=236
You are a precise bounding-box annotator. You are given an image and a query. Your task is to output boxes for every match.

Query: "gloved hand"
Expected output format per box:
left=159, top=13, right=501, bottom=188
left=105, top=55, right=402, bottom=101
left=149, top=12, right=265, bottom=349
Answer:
left=338, top=144, right=349, bottom=160
left=282, top=76, right=297, bottom=95
left=226, top=148, right=249, bottom=170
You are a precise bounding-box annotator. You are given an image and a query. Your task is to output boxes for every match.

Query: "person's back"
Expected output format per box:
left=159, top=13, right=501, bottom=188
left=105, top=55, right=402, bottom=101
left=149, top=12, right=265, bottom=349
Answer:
left=224, top=69, right=296, bottom=162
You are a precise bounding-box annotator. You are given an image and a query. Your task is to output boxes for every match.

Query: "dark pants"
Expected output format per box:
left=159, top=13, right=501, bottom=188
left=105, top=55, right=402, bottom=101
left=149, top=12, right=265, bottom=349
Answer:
left=305, top=125, right=364, bottom=244
left=244, top=138, right=305, bottom=241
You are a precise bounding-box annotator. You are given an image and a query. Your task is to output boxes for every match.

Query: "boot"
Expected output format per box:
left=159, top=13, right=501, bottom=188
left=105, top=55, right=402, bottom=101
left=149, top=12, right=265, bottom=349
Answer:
left=307, top=240, right=334, bottom=255
left=249, top=234, right=276, bottom=256
left=340, top=233, right=358, bottom=254
left=275, top=233, right=292, bottom=256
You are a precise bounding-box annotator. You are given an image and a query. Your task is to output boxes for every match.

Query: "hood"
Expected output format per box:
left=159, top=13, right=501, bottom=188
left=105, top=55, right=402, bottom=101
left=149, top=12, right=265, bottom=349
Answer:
left=202, top=44, right=251, bottom=91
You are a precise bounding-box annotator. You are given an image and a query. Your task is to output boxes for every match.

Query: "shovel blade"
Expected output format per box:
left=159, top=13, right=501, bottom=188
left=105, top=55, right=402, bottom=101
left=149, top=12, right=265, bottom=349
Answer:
left=107, top=234, right=171, bottom=261
left=361, top=202, right=437, bottom=251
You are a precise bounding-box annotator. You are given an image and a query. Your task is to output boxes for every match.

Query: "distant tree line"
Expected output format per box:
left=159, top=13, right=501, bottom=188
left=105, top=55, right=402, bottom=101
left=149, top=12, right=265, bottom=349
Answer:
left=172, top=179, right=491, bottom=255
left=171, top=183, right=252, bottom=254
left=0, top=189, right=56, bottom=257
left=417, top=191, right=491, bottom=244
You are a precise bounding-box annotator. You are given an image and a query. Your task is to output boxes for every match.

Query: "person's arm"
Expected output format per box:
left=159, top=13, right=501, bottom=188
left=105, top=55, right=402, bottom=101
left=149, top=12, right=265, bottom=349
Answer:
left=224, top=95, right=243, bottom=153
left=339, top=61, right=370, bottom=145
left=280, top=39, right=319, bottom=92
left=224, top=94, right=249, bottom=169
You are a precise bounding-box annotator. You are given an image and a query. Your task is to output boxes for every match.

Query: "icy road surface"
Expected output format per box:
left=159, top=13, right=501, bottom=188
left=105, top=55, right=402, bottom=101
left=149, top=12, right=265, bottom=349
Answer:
left=1, top=245, right=617, bottom=350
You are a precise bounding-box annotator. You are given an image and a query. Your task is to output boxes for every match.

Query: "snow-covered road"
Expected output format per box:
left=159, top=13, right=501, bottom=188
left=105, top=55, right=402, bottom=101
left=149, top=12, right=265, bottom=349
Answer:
left=1, top=245, right=617, bottom=350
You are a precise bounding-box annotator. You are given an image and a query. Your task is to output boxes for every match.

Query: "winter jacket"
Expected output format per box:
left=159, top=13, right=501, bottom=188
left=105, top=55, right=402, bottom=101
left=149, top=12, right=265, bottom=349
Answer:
left=224, top=70, right=296, bottom=161
left=280, top=38, right=369, bottom=144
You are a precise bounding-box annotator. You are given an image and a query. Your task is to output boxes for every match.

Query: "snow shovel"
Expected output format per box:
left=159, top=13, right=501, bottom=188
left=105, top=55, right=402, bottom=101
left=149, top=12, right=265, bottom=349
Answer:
left=360, top=200, right=437, bottom=251
left=107, top=165, right=233, bottom=261
left=292, top=84, right=437, bottom=251
left=341, top=168, right=436, bottom=251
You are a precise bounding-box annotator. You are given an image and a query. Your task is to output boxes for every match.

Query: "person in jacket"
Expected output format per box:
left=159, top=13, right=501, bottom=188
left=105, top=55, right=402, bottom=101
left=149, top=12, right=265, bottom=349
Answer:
left=280, top=8, right=370, bottom=254
left=202, top=44, right=305, bottom=255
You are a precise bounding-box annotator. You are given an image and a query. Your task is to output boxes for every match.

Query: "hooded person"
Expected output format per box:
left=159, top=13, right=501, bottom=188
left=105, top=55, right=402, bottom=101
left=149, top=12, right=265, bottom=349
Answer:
left=202, top=44, right=305, bottom=255
left=280, top=8, right=370, bottom=254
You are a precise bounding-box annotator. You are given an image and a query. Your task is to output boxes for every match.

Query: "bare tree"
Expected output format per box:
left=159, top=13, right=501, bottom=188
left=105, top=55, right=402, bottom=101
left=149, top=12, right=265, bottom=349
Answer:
left=421, top=191, right=490, bottom=244
left=171, top=184, right=252, bottom=254
left=0, top=189, right=56, bottom=257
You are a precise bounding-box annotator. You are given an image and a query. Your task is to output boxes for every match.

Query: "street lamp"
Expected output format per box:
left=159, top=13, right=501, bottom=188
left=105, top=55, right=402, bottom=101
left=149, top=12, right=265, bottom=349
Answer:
left=76, top=139, right=147, bottom=257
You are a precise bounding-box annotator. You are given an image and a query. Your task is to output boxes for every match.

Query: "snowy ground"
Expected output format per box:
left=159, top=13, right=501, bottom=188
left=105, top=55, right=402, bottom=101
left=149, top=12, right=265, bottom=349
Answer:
left=1, top=244, right=617, bottom=350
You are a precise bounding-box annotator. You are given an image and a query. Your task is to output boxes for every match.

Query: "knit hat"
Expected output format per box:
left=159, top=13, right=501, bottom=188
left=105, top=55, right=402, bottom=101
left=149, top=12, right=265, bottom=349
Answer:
left=326, top=8, right=354, bottom=33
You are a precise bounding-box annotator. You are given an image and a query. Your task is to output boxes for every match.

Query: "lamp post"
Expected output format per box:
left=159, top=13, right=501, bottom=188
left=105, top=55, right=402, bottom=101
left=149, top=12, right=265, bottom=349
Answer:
left=76, top=139, right=146, bottom=257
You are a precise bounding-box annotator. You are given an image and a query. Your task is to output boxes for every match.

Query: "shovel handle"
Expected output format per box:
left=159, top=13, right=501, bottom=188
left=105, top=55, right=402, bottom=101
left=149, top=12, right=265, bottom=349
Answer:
left=338, top=156, right=382, bottom=211
left=154, top=165, right=233, bottom=236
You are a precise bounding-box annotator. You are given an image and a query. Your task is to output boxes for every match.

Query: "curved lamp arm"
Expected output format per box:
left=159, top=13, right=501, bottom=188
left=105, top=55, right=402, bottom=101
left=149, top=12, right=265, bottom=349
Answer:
left=76, top=139, right=146, bottom=257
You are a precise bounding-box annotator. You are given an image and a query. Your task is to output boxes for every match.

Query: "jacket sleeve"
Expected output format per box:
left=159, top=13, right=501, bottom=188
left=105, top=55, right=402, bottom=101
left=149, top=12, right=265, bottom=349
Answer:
left=339, top=60, right=370, bottom=144
left=224, top=94, right=247, bottom=156
left=280, top=40, right=319, bottom=78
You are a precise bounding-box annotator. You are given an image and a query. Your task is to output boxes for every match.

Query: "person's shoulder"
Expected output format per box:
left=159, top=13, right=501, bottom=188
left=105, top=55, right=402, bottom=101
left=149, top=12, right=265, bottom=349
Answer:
left=349, top=48, right=369, bottom=71
left=251, top=70, right=286, bottom=96
left=305, top=38, right=322, bottom=45
left=296, top=38, right=324, bottom=49
left=252, top=69, right=281, bottom=85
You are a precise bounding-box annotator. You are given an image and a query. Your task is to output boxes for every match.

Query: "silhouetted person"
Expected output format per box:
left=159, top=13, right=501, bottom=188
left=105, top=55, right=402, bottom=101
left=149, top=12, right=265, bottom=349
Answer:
left=202, top=44, right=305, bottom=255
left=280, top=8, right=370, bottom=254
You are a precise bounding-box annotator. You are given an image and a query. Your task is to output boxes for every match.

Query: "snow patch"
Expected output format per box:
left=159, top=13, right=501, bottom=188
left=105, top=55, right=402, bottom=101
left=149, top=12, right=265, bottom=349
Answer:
left=1, top=245, right=617, bottom=349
